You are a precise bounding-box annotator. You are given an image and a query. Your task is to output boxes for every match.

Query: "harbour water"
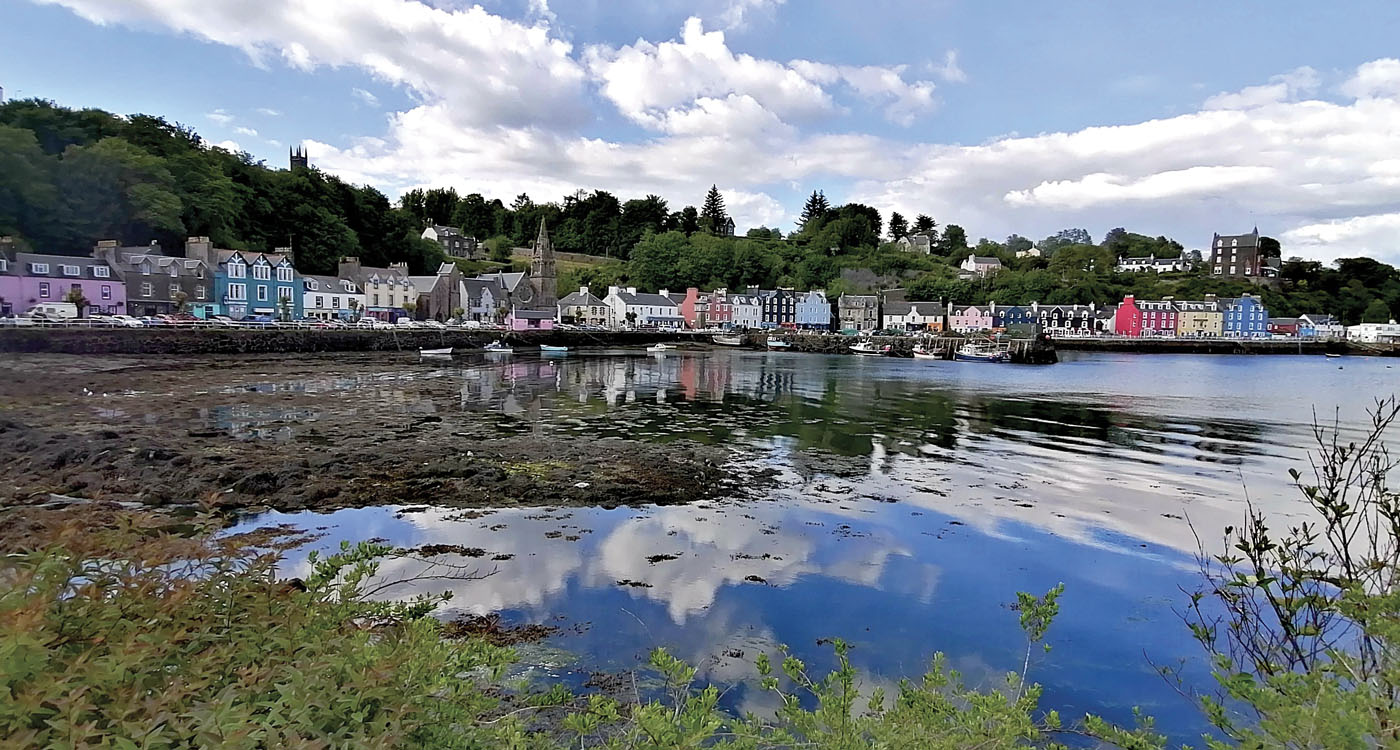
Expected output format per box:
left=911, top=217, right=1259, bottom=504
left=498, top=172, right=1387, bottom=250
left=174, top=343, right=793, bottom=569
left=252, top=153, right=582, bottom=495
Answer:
left=226, top=349, right=1397, bottom=744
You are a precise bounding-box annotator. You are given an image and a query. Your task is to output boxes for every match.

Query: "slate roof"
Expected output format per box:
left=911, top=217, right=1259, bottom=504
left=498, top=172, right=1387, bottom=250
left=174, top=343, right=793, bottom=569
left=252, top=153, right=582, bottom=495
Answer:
left=838, top=294, right=878, bottom=308
left=618, top=290, right=678, bottom=307
left=558, top=290, right=605, bottom=306
left=303, top=275, right=359, bottom=293
left=972, top=256, right=1001, bottom=265
left=511, top=309, right=555, bottom=320
left=15, top=253, right=120, bottom=279
left=477, top=271, right=526, bottom=292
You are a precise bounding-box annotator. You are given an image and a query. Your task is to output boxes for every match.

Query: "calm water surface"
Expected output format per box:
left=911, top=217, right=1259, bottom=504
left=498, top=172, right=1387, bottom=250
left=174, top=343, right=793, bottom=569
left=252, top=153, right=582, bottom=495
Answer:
left=227, top=350, right=1397, bottom=743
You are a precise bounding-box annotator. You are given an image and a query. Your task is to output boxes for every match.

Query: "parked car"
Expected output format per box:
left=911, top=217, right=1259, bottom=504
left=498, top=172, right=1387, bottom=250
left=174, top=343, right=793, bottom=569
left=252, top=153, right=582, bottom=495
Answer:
left=421, top=320, right=447, bottom=329
left=209, top=315, right=240, bottom=327
left=111, top=315, right=147, bottom=328
left=24, top=302, right=79, bottom=320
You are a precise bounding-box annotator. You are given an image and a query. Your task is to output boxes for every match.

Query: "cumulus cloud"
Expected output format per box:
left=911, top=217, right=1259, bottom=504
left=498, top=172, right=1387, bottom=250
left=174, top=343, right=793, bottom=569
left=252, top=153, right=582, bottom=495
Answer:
left=233, top=125, right=258, bottom=136
left=1203, top=66, right=1318, bottom=110
left=206, top=108, right=234, bottom=125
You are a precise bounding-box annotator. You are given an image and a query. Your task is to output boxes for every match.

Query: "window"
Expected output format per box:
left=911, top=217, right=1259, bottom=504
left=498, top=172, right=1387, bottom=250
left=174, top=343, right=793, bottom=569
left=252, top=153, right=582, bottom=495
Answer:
left=332, top=296, right=340, bottom=309
left=277, top=267, right=293, bottom=282
left=195, top=287, right=205, bottom=300
left=141, top=282, right=153, bottom=296
left=93, top=265, right=110, bottom=278
left=315, top=295, right=324, bottom=308
left=228, top=283, right=246, bottom=301
left=169, top=266, right=178, bottom=277
left=196, top=267, right=204, bottom=279
left=140, top=263, right=152, bottom=275
left=30, top=263, right=49, bottom=275
left=169, top=283, right=180, bottom=297
left=101, top=285, right=111, bottom=300
left=257, top=286, right=269, bottom=302
left=227, top=262, right=245, bottom=279
left=373, top=294, right=380, bottom=306
left=278, top=287, right=292, bottom=301
left=39, top=282, right=51, bottom=297
left=253, top=264, right=271, bottom=281
left=0, top=258, right=6, bottom=272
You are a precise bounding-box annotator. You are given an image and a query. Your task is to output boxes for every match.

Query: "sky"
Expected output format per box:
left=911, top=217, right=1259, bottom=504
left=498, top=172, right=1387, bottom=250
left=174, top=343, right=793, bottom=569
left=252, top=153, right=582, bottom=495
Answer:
left=3, top=0, right=1400, bottom=264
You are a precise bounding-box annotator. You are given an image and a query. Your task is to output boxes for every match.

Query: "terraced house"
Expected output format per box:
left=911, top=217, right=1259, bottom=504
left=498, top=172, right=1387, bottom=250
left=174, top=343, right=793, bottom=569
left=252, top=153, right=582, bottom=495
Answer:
left=338, top=257, right=415, bottom=321
left=301, top=275, right=364, bottom=321
left=1176, top=296, right=1223, bottom=337
left=184, top=238, right=301, bottom=320
left=93, top=240, right=211, bottom=318
left=3, top=247, right=126, bottom=316
left=1222, top=294, right=1268, bottom=338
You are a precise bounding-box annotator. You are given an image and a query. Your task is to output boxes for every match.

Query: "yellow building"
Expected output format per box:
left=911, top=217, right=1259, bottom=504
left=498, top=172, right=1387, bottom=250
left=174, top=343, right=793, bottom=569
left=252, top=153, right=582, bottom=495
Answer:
left=1176, top=296, right=1223, bottom=337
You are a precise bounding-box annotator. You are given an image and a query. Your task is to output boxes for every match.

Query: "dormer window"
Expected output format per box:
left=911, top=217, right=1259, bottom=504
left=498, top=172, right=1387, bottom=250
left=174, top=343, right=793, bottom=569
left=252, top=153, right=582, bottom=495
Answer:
left=253, top=264, right=271, bottom=281
left=92, top=266, right=110, bottom=278
left=227, top=260, right=246, bottom=279
left=61, top=264, right=79, bottom=276
left=30, top=263, right=49, bottom=274
left=276, top=266, right=293, bottom=282
left=169, top=265, right=179, bottom=277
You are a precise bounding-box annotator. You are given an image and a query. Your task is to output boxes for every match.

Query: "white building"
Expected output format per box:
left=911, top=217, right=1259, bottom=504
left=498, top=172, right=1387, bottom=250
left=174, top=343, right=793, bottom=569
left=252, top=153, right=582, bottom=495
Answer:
left=1347, top=320, right=1400, bottom=344
left=604, top=286, right=684, bottom=329
left=1116, top=254, right=1189, bottom=273
left=728, top=292, right=763, bottom=329
left=301, top=275, right=364, bottom=320
left=881, top=301, right=945, bottom=331
left=958, top=253, right=1003, bottom=278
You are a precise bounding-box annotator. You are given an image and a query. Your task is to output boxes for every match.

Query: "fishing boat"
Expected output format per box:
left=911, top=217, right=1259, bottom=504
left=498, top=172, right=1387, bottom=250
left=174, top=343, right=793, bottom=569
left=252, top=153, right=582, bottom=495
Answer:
left=540, top=344, right=569, bottom=353
left=850, top=341, right=883, bottom=356
left=713, top=334, right=744, bottom=346
left=419, top=347, right=454, bottom=357
left=766, top=338, right=791, bottom=350
left=483, top=340, right=513, bottom=354
left=646, top=343, right=672, bottom=353
left=911, top=345, right=940, bottom=360
left=953, top=341, right=1011, bottom=363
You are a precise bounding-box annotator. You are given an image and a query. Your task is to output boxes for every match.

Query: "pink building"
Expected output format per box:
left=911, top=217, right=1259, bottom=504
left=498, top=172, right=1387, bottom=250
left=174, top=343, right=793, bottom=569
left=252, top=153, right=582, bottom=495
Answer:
left=670, top=288, right=702, bottom=328
left=7, top=251, right=126, bottom=316
left=506, top=308, right=555, bottom=331
left=1113, top=295, right=1142, bottom=336
left=948, top=305, right=993, bottom=333
left=1139, top=298, right=1178, bottom=336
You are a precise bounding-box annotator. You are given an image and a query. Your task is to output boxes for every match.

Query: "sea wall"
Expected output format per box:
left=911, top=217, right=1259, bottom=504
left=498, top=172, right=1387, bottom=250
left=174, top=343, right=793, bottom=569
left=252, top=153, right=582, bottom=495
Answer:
left=1052, top=337, right=1352, bottom=355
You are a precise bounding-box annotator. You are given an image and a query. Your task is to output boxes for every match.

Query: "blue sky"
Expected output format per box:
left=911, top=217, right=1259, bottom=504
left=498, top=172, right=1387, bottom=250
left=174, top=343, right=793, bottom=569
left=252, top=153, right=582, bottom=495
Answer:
left=4, top=0, right=1400, bottom=262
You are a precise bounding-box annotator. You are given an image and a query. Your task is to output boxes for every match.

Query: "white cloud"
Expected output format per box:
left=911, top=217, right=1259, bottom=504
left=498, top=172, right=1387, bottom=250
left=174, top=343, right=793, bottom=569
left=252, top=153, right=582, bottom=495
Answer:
left=1282, top=213, right=1400, bottom=260
left=206, top=108, right=234, bottom=125
left=352, top=87, right=379, bottom=107
left=932, top=49, right=966, bottom=84
left=1204, top=66, right=1318, bottom=110
left=717, top=0, right=784, bottom=30
left=233, top=125, right=258, bottom=136
left=40, top=0, right=590, bottom=130
left=211, top=139, right=242, bottom=152
left=526, top=0, right=554, bottom=24
left=255, top=107, right=281, bottom=116
left=1339, top=58, right=1400, bottom=99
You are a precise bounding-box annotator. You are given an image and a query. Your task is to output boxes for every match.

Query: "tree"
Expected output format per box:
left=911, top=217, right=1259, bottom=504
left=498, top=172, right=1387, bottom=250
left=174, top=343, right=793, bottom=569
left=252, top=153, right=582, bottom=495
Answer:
left=173, top=291, right=189, bottom=315
left=912, top=214, right=937, bottom=237
left=63, top=286, right=89, bottom=317
left=888, top=212, right=908, bottom=241
left=799, top=191, right=830, bottom=231
left=347, top=298, right=360, bottom=321
left=1363, top=298, right=1392, bottom=322
left=699, top=185, right=728, bottom=235
left=277, top=295, right=292, bottom=322
left=937, top=224, right=968, bottom=257
left=402, top=301, right=417, bottom=318
left=671, top=206, right=700, bottom=237
left=1038, top=228, right=1091, bottom=255
left=1004, top=234, right=1033, bottom=256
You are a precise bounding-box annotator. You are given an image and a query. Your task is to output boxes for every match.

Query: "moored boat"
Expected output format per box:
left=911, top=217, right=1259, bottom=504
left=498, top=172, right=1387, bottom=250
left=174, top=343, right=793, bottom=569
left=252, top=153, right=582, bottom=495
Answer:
left=850, top=341, right=884, bottom=356
left=419, top=347, right=453, bottom=357
left=540, top=344, right=569, bottom=353
left=646, top=343, right=672, bottom=353
left=483, top=340, right=513, bottom=353
left=713, top=334, right=744, bottom=346
left=953, top=341, right=1011, bottom=363
left=766, top=338, right=791, bottom=349
left=911, top=345, right=940, bottom=360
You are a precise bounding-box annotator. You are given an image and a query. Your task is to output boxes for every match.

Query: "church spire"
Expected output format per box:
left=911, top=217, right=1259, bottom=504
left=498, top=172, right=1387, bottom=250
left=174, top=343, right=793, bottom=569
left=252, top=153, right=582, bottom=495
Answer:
left=529, top=218, right=557, bottom=311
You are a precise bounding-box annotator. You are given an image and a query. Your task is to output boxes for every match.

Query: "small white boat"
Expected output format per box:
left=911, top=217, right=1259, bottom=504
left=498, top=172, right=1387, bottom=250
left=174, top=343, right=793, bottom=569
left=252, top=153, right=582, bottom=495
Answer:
left=713, top=334, right=744, bottom=346
left=540, top=344, right=569, bottom=353
left=420, top=347, right=454, bottom=357
left=954, top=341, right=1011, bottom=363
left=850, top=341, right=883, bottom=356
left=1324, top=353, right=1342, bottom=359
left=483, top=340, right=513, bottom=354
left=766, top=338, right=791, bottom=349
left=911, top=346, right=940, bottom=360
left=647, top=343, right=672, bottom=353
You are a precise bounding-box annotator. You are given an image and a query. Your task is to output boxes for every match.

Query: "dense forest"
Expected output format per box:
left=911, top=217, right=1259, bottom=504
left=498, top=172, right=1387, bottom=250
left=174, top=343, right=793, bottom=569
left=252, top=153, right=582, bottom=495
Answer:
left=2, top=99, right=1398, bottom=323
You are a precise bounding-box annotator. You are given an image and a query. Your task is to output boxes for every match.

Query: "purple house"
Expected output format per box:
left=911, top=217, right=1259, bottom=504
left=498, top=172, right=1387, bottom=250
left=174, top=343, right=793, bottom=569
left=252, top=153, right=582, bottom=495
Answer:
left=8, top=249, right=126, bottom=316
left=506, top=308, right=555, bottom=331
left=0, top=244, right=19, bottom=316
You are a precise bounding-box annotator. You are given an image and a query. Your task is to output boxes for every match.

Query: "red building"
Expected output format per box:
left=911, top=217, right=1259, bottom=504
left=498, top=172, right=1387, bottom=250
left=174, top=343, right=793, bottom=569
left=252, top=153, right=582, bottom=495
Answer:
left=707, top=289, right=733, bottom=326
left=1268, top=317, right=1299, bottom=337
left=1138, top=298, right=1178, bottom=336
left=1113, top=295, right=1142, bottom=336
left=665, top=287, right=704, bottom=328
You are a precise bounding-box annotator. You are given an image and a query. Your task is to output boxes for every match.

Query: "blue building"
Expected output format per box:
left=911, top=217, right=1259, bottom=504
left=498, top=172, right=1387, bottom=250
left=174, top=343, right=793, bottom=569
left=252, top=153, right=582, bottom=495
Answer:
left=794, top=290, right=833, bottom=330
left=184, top=238, right=302, bottom=320
left=992, top=304, right=1033, bottom=329
left=1222, top=294, right=1268, bottom=338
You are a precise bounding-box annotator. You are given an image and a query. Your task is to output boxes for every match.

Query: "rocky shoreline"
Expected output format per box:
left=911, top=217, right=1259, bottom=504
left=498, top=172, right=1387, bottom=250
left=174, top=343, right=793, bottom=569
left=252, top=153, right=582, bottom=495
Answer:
left=0, top=353, right=772, bottom=522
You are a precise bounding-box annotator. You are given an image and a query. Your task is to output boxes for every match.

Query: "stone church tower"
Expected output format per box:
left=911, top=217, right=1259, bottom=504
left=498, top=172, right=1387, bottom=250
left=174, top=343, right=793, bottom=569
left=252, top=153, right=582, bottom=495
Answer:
left=530, top=219, right=557, bottom=310
left=289, top=145, right=309, bottom=170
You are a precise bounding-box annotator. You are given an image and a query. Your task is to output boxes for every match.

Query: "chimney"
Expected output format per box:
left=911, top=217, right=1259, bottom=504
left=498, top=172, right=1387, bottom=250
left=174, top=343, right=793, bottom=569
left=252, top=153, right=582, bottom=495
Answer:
left=607, top=285, right=620, bottom=298
left=627, top=287, right=637, bottom=295
left=659, top=288, right=669, bottom=298
left=580, top=285, right=589, bottom=296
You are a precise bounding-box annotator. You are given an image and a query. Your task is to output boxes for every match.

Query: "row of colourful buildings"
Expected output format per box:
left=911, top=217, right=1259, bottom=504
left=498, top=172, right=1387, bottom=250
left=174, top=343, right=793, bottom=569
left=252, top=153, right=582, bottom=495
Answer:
left=0, top=235, right=559, bottom=329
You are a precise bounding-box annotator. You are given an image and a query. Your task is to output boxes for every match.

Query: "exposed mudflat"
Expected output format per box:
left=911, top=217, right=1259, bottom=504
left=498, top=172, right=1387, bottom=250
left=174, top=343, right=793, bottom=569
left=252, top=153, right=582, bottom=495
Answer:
left=0, top=353, right=767, bottom=515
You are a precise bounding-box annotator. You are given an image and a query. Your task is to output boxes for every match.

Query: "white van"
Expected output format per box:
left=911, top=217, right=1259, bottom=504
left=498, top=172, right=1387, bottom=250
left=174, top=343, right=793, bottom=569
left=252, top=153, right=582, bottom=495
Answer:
left=24, top=302, right=79, bottom=320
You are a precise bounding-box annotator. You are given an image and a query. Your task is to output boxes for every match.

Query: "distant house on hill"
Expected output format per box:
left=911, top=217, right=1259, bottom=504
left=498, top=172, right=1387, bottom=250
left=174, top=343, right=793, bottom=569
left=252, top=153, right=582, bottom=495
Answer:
left=421, top=225, right=478, bottom=259
left=958, top=254, right=1002, bottom=279
left=1210, top=228, right=1279, bottom=278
